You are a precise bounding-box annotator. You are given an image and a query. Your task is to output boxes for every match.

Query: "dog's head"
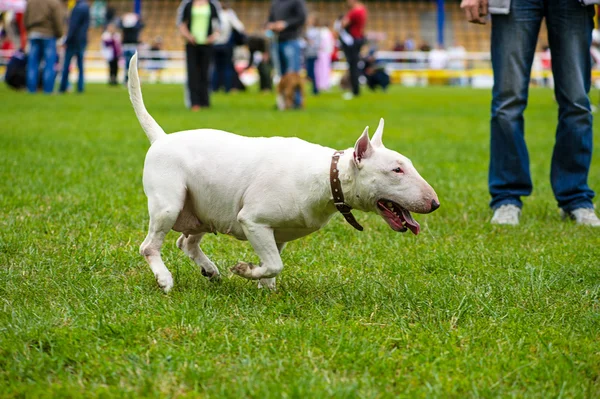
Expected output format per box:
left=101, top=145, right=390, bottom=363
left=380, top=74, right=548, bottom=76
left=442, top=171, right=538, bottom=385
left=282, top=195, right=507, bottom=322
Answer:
left=347, top=119, right=439, bottom=235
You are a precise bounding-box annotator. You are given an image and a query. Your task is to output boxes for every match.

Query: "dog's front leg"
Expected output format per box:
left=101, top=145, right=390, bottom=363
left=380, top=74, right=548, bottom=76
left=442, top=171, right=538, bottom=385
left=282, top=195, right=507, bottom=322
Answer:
left=257, top=242, right=286, bottom=290
left=230, top=219, right=283, bottom=287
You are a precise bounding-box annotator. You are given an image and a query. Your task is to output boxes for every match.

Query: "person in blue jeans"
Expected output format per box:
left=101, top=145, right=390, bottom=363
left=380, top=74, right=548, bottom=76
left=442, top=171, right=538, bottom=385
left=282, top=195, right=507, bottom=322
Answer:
left=119, top=12, right=144, bottom=84
left=24, top=0, right=64, bottom=93
left=266, top=0, right=306, bottom=108
left=59, top=0, right=90, bottom=93
left=460, top=0, right=600, bottom=226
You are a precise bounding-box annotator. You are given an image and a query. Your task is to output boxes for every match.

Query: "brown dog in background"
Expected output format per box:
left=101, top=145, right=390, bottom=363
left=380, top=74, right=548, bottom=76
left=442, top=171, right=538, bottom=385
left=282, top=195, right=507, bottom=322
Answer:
left=277, top=72, right=304, bottom=110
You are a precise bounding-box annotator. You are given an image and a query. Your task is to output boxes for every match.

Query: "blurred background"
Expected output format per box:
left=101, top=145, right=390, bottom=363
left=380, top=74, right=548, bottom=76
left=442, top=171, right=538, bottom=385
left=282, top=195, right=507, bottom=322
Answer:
left=0, top=0, right=598, bottom=91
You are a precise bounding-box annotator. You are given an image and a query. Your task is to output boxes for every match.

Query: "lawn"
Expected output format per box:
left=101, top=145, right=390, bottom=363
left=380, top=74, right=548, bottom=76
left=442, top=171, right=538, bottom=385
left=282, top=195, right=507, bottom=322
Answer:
left=1, top=83, right=599, bottom=398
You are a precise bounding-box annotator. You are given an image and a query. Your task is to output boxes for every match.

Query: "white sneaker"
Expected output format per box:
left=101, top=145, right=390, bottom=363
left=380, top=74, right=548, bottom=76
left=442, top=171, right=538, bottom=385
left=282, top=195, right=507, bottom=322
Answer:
left=561, top=208, right=600, bottom=226
left=342, top=92, right=354, bottom=100
left=491, top=204, right=521, bottom=225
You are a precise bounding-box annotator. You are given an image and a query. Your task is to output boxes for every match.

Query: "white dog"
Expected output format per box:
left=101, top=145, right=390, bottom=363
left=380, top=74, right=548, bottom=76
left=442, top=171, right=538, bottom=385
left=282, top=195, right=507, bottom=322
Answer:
left=127, top=53, right=439, bottom=293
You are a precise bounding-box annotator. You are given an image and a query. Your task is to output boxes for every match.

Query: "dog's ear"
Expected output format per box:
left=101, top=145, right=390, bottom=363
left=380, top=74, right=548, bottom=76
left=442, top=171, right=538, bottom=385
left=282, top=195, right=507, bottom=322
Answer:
left=353, top=127, right=373, bottom=164
left=371, top=118, right=385, bottom=148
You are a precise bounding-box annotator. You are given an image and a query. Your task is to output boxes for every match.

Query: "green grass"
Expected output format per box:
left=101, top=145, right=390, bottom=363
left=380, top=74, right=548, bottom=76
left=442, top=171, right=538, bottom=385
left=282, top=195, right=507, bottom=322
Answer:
left=1, top=83, right=599, bottom=398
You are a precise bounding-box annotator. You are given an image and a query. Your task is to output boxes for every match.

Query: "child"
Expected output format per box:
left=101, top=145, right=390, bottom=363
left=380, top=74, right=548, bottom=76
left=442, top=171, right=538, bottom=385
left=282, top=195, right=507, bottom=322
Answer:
left=304, top=14, right=321, bottom=95
left=101, top=23, right=121, bottom=85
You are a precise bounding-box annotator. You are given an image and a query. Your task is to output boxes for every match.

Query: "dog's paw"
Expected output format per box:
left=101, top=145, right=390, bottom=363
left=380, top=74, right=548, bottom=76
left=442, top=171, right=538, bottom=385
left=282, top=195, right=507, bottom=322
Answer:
left=156, top=272, right=174, bottom=293
left=201, top=267, right=221, bottom=281
left=230, top=262, right=256, bottom=279
left=258, top=277, right=276, bottom=290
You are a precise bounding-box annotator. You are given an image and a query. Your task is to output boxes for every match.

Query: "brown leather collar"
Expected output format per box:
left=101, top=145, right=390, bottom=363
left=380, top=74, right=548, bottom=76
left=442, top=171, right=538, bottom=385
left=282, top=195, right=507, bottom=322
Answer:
left=330, top=151, right=364, bottom=231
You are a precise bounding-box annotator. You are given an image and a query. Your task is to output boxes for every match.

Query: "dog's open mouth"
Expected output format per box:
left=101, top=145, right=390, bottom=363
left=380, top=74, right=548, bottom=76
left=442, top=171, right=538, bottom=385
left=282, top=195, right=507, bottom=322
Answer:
left=376, top=199, right=420, bottom=235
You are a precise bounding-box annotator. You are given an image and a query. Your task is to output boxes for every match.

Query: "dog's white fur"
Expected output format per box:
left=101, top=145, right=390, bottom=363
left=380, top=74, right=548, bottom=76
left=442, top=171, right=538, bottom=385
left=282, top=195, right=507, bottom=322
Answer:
left=128, top=53, right=438, bottom=293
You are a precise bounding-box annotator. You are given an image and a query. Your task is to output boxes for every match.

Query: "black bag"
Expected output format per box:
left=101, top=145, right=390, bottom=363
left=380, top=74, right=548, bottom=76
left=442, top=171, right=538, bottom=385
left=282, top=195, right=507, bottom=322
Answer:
left=5, top=49, right=27, bottom=90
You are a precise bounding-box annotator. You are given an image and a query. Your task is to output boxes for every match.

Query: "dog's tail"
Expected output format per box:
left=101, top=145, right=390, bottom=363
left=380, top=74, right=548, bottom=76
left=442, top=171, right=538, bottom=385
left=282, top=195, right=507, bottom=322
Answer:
left=127, top=52, right=166, bottom=144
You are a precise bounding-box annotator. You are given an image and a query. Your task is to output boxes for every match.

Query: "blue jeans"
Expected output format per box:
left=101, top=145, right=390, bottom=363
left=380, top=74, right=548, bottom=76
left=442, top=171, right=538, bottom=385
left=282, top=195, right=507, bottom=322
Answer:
left=489, top=0, right=596, bottom=212
left=59, top=45, right=86, bottom=93
left=26, top=38, right=57, bottom=93
left=305, top=56, right=318, bottom=95
left=274, top=38, right=302, bottom=106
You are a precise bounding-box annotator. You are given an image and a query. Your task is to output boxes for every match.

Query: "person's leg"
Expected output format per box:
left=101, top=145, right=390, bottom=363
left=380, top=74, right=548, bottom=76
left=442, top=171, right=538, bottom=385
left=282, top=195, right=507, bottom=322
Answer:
left=489, top=0, right=544, bottom=210
left=186, top=44, right=201, bottom=107
left=59, top=46, right=74, bottom=92
left=546, top=1, right=595, bottom=212
left=109, top=59, right=117, bottom=84
left=211, top=45, right=224, bottom=91
left=344, top=43, right=360, bottom=96
left=26, top=39, right=42, bottom=93
left=280, top=39, right=302, bottom=107
left=42, top=38, right=57, bottom=94
left=198, top=45, right=213, bottom=107
left=76, top=46, right=85, bottom=93
left=124, top=49, right=134, bottom=83
left=306, top=57, right=318, bottom=94
left=277, top=41, right=288, bottom=76
left=224, top=45, right=234, bottom=93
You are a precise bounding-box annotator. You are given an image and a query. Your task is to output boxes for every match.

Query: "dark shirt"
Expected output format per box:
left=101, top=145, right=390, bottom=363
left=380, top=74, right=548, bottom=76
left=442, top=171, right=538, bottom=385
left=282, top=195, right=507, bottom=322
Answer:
left=65, top=0, right=90, bottom=47
left=267, top=0, right=306, bottom=42
left=119, top=16, right=144, bottom=45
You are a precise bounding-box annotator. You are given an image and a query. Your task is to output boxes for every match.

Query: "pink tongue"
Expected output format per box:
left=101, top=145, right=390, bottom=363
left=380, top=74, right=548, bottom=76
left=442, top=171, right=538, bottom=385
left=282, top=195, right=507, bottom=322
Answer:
left=402, top=209, right=420, bottom=235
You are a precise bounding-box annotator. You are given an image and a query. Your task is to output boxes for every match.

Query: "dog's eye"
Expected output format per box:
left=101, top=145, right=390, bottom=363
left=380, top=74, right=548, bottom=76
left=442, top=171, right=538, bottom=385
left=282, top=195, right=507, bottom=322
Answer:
left=392, top=167, right=403, bottom=174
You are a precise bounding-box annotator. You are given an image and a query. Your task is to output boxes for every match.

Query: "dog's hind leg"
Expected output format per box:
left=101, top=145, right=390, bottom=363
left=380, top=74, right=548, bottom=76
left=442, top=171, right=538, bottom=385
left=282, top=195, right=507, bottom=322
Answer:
left=140, top=192, right=185, bottom=293
left=176, top=233, right=220, bottom=280
left=257, top=242, right=286, bottom=290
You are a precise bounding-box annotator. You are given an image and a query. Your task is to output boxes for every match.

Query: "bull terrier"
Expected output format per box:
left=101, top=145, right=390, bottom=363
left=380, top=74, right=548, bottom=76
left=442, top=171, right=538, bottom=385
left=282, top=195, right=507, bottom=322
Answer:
left=127, top=53, right=439, bottom=293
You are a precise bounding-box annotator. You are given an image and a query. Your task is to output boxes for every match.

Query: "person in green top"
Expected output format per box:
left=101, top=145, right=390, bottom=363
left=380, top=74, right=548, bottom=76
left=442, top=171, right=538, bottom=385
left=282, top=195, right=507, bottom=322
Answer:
left=178, top=0, right=220, bottom=110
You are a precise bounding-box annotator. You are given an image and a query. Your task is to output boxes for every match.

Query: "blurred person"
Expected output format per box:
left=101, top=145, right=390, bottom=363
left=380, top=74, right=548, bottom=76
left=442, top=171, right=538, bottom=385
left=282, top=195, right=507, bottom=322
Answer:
left=315, top=21, right=334, bottom=91
left=246, top=34, right=272, bottom=92
left=1, top=29, right=15, bottom=55
left=104, top=2, right=116, bottom=28
left=212, top=1, right=244, bottom=93
left=404, top=34, right=416, bottom=51
left=24, top=0, right=64, bottom=93
left=304, top=13, right=321, bottom=95
left=362, top=49, right=389, bottom=91
left=428, top=45, right=448, bottom=70
left=148, top=36, right=168, bottom=83
left=119, top=12, right=144, bottom=84
left=178, top=0, right=220, bottom=110
left=59, top=0, right=90, bottom=93
left=340, top=0, right=367, bottom=100
left=101, top=22, right=121, bottom=85
left=266, top=0, right=307, bottom=107
left=392, top=37, right=404, bottom=52
left=461, top=0, right=600, bottom=226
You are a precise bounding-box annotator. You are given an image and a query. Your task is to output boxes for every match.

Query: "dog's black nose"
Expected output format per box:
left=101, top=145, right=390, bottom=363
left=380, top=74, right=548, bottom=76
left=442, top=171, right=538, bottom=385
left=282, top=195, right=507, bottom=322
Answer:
left=430, top=199, right=440, bottom=212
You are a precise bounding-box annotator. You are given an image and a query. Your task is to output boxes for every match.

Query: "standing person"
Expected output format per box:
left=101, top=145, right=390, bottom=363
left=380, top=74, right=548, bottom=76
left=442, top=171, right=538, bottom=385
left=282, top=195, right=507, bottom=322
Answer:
left=59, top=0, right=90, bottom=94
left=178, top=0, right=220, bottom=110
left=24, top=0, right=64, bottom=94
left=266, top=0, right=307, bottom=107
left=101, top=22, right=121, bottom=85
left=315, top=21, right=334, bottom=92
left=119, top=12, right=144, bottom=84
left=340, top=0, right=367, bottom=100
left=304, top=13, right=320, bottom=95
left=460, top=0, right=600, bottom=226
left=212, top=2, right=244, bottom=93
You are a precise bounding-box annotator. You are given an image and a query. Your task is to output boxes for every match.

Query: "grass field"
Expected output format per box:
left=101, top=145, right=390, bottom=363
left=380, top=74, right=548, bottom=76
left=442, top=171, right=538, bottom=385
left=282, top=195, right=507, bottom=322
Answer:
left=1, top=83, right=599, bottom=398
